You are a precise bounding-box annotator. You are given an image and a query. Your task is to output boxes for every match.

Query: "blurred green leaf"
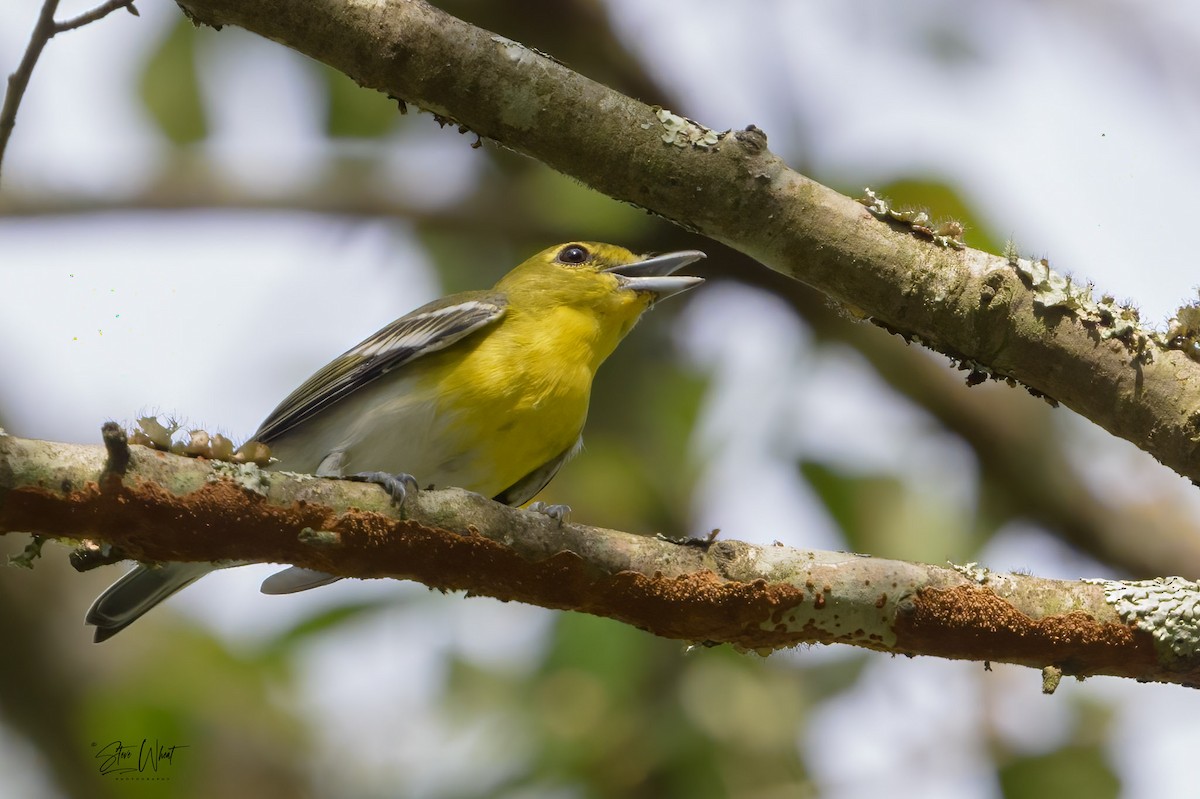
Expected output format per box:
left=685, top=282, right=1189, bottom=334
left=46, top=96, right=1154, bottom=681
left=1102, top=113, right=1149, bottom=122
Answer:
left=520, top=615, right=730, bottom=798
left=800, top=459, right=974, bottom=561
left=516, top=170, right=654, bottom=240
left=82, top=625, right=309, bottom=799
left=320, top=64, right=399, bottom=138
left=998, top=744, right=1119, bottom=799
left=139, top=18, right=207, bottom=146
left=998, top=697, right=1120, bottom=799
left=542, top=612, right=657, bottom=698
left=555, top=325, right=706, bottom=533
left=789, top=650, right=870, bottom=697
left=801, top=459, right=907, bottom=554
left=256, top=596, right=396, bottom=658
left=550, top=439, right=661, bottom=532
left=417, top=227, right=517, bottom=295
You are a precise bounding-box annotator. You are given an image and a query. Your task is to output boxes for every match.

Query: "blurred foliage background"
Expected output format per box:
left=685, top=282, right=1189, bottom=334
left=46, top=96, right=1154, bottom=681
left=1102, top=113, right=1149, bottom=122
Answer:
left=3, top=1, right=1200, bottom=797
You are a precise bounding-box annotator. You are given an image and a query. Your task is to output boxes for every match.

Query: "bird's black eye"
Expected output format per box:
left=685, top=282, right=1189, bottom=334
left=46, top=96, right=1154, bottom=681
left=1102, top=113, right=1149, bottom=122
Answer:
left=557, top=245, right=590, bottom=265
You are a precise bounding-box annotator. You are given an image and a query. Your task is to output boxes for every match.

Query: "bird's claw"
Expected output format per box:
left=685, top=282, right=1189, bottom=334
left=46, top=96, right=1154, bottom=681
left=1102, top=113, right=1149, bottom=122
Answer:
left=655, top=531, right=717, bottom=548
left=529, top=501, right=571, bottom=524
left=349, top=471, right=420, bottom=508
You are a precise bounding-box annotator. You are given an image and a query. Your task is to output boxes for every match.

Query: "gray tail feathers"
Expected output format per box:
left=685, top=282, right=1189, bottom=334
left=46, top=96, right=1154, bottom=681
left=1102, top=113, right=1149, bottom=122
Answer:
left=259, top=566, right=342, bottom=595
left=85, top=562, right=215, bottom=643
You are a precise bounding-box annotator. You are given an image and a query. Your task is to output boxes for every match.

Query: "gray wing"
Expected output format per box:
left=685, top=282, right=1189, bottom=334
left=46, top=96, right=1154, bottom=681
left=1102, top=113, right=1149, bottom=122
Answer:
left=255, top=291, right=507, bottom=443
left=493, top=436, right=582, bottom=506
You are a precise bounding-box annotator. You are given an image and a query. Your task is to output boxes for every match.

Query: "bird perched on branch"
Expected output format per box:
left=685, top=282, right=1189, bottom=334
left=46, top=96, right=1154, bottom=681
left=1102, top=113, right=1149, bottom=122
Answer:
left=86, top=242, right=705, bottom=642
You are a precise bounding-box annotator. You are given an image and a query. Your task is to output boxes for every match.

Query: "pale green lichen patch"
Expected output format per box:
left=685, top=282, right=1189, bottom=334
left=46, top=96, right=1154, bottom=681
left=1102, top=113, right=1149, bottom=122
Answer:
left=1086, top=576, right=1200, bottom=659
left=858, top=188, right=966, bottom=250
left=1164, top=293, right=1200, bottom=362
left=1003, top=253, right=1162, bottom=355
left=298, top=527, right=342, bottom=548
left=760, top=594, right=898, bottom=649
left=1168, top=298, right=1200, bottom=339
left=759, top=569, right=898, bottom=649
left=209, top=460, right=271, bottom=496
left=1099, top=304, right=1141, bottom=343
left=744, top=542, right=811, bottom=578
left=1041, top=665, right=1063, bottom=694
left=951, top=561, right=991, bottom=584
left=865, top=190, right=1200, bottom=366
left=654, top=108, right=721, bottom=149
left=1014, top=257, right=1094, bottom=312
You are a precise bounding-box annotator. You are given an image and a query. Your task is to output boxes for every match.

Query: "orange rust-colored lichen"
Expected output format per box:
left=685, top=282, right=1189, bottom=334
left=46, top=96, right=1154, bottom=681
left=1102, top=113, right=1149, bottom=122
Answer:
left=896, top=585, right=1160, bottom=678
left=1, top=479, right=811, bottom=649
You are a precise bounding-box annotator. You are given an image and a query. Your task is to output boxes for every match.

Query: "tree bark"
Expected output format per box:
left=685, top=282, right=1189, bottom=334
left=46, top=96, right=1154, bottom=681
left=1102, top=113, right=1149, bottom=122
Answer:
left=3, top=431, right=1198, bottom=687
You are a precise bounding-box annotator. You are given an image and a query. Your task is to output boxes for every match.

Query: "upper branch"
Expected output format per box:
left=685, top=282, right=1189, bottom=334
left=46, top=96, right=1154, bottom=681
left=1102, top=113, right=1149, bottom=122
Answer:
left=2, top=431, right=1199, bottom=687
left=168, top=0, right=1200, bottom=486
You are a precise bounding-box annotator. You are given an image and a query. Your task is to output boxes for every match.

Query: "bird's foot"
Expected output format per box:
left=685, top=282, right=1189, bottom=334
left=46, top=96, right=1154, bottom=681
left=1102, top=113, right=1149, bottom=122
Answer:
left=655, top=528, right=720, bottom=548
left=528, top=501, right=571, bottom=524
left=348, top=471, right=420, bottom=508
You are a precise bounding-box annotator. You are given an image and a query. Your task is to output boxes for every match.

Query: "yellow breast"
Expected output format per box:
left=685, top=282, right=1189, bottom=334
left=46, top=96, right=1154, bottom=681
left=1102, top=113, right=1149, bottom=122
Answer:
left=430, top=298, right=636, bottom=495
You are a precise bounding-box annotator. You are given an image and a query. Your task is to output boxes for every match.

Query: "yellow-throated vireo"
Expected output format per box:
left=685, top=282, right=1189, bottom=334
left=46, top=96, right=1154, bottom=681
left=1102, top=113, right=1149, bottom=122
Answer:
left=86, top=242, right=704, bottom=642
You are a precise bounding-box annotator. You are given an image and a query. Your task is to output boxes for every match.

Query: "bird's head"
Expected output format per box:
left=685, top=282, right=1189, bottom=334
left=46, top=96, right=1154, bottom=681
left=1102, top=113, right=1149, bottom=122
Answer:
left=497, top=242, right=705, bottom=312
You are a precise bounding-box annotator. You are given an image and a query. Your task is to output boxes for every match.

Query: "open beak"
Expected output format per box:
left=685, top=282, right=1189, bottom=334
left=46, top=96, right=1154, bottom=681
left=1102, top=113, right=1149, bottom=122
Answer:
left=605, top=250, right=706, bottom=301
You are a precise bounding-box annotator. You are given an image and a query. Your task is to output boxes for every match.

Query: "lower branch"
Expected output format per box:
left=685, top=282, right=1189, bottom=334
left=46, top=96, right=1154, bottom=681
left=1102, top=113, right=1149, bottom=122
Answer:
left=1, top=430, right=1196, bottom=688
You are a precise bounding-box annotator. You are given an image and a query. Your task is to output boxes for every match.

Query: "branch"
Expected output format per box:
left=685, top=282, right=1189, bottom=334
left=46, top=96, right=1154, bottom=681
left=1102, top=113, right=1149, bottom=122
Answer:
left=54, top=0, right=140, bottom=32
left=165, top=0, right=1200, bottom=487
left=0, top=0, right=138, bottom=185
left=1, top=431, right=1198, bottom=688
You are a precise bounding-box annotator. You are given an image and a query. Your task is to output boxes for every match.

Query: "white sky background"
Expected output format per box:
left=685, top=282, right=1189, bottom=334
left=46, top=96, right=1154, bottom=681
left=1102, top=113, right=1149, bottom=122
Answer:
left=4, top=0, right=1200, bottom=797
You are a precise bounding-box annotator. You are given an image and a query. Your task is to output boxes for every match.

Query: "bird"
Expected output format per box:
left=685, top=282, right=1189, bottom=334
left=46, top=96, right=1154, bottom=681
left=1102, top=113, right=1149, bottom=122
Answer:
left=85, top=242, right=705, bottom=642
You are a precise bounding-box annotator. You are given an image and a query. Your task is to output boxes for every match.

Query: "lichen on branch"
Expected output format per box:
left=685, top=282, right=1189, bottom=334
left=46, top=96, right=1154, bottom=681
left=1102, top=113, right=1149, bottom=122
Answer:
left=2, top=431, right=1197, bottom=687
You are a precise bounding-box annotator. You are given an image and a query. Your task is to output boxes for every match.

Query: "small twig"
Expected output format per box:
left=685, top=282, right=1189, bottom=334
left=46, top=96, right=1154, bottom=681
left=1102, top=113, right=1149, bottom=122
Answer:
left=0, top=0, right=138, bottom=186
left=54, top=0, right=138, bottom=33
left=0, top=1, right=59, bottom=184
left=101, top=421, right=130, bottom=476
